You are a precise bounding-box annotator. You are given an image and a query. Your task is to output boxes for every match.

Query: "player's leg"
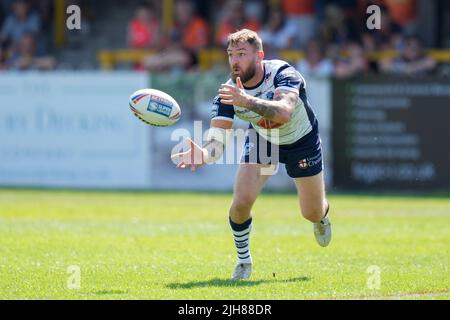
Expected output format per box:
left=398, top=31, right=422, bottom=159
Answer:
left=283, top=128, right=332, bottom=247
left=229, top=163, right=274, bottom=280
left=294, top=172, right=328, bottom=223
left=294, top=172, right=331, bottom=247
left=229, top=163, right=271, bottom=223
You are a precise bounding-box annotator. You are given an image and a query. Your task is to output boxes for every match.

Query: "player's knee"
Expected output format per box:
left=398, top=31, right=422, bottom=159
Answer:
left=230, top=196, right=254, bottom=221
left=301, top=206, right=324, bottom=223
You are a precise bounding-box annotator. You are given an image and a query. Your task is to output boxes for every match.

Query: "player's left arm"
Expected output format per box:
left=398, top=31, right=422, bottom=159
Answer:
left=218, top=77, right=298, bottom=125
left=246, top=89, right=298, bottom=124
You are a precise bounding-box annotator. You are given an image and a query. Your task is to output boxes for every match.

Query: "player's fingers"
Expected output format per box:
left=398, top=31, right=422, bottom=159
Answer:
left=177, top=162, right=185, bottom=169
left=218, top=94, right=233, bottom=100
left=220, top=84, right=237, bottom=91
left=191, top=164, right=198, bottom=172
left=236, top=77, right=244, bottom=89
left=218, top=91, right=233, bottom=97
left=188, top=138, right=200, bottom=152
left=187, top=137, right=201, bottom=148
left=221, top=99, right=234, bottom=105
left=189, top=142, right=198, bottom=163
left=183, top=137, right=197, bottom=157
left=171, top=152, right=183, bottom=160
left=218, top=91, right=232, bottom=95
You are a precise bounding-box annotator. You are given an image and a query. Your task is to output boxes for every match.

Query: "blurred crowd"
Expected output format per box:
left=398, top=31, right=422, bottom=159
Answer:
left=129, top=0, right=439, bottom=77
left=0, top=0, right=442, bottom=76
left=0, top=0, right=55, bottom=70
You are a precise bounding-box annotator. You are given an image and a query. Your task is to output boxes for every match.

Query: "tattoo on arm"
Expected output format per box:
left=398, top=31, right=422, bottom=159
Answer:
left=245, top=91, right=298, bottom=121
left=246, top=97, right=277, bottom=120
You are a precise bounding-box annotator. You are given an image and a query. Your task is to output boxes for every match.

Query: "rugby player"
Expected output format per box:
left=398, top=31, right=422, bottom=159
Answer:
left=172, top=29, right=331, bottom=280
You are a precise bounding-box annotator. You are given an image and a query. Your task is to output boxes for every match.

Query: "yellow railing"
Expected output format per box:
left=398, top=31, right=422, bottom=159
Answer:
left=54, top=0, right=66, bottom=48
left=366, top=49, right=450, bottom=61
left=98, top=49, right=157, bottom=70
left=98, top=49, right=450, bottom=71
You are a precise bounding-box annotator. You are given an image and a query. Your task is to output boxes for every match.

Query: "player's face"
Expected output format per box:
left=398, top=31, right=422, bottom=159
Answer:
left=227, top=43, right=258, bottom=84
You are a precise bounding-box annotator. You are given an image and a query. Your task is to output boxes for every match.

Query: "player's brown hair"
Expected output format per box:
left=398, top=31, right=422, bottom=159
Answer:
left=226, top=29, right=263, bottom=51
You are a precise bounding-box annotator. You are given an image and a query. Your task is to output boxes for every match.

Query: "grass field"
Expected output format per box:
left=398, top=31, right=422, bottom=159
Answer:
left=0, top=189, right=449, bottom=300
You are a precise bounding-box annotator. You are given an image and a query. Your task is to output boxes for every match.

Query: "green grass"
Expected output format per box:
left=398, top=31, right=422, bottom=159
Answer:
left=0, top=189, right=449, bottom=300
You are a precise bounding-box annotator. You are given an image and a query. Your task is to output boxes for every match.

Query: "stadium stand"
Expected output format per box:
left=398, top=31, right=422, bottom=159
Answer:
left=0, top=0, right=449, bottom=74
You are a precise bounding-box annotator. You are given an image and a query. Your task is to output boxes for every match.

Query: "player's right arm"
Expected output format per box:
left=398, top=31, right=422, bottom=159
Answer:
left=171, top=119, right=232, bottom=171
left=171, top=96, right=234, bottom=171
left=202, top=118, right=233, bottom=164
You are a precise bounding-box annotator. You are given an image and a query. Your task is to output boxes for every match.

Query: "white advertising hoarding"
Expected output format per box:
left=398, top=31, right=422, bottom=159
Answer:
left=0, top=72, right=151, bottom=188
left=0, top=73, right=331, bottom=191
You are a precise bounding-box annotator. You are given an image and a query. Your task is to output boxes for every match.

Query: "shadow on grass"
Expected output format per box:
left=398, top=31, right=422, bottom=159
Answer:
left=166, top=276, right=310, bottom=289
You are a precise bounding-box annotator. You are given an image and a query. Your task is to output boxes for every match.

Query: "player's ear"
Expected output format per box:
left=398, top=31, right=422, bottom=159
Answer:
left=257, top=50, right=264, bottom=62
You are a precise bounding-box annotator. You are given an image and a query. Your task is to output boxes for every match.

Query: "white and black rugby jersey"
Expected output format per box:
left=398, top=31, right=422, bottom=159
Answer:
left=211, top=59, right=318, bottom=145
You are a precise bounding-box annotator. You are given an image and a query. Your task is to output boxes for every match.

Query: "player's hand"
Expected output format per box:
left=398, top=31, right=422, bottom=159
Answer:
left=218, top=77, right=250, bottom=108
left=170, top=137, right=206, bottom=172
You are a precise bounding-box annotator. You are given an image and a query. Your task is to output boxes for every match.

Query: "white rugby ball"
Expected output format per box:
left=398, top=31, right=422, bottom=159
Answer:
left=129, top=88, right=181, bottom=126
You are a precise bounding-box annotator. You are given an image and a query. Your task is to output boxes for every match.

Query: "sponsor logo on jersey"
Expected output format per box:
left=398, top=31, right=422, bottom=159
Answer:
left=298, top=153, right=322, bottom=169
left=266, top=91, right=274, bottom=100
left=299, top=159, right=308, bottom=169
left=257, top=118, right=283, bottom=129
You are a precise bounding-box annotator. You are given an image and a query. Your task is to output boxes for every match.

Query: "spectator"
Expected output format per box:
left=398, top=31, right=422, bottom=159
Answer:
left=170, top=0, right=209, bottom=52
left=379, top=36, right=437, bottom=75
left=8, top=33, right=55, bottom=70
left=143, top=32, right=195, bottom=73
left=297, top=39, right=334, bottom=77
left=281, top=0, right=317, bottom=48
left=64, top=0, right=94, bottom=50
left=383, top=0, right=417, bottom=35
left=360, top=5, right=403, bottom=52
left=30, top=0, right=52, bottom=34
left=243, top=0, right=265, bottom=26
left=259, top=8, right=296, bottom=52
left=0, top=45, right=8, bottom=70
left=1, top=0, right=41, bottom=48
left=215, top=0, right=260, bottom=47
left=0, top=4, right=5, bottom=28
left=143, top=0, right=206, bottom=73
left=320, top=4, right=358, bottom=47
left=334, top=41, right=368, bottom=78
left=128, top=2, right=161, bottom=49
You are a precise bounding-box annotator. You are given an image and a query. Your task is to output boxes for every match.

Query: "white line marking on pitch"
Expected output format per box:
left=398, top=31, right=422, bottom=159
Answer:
left=356, top=291, right=450, bottom=300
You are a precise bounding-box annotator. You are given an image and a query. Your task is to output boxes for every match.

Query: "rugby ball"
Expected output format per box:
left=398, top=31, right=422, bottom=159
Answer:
left=129, top=88, right=181, bottom=126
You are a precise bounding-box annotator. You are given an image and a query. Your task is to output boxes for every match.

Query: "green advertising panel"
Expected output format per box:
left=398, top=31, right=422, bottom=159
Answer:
left=333, top=77, right=450, bottom=191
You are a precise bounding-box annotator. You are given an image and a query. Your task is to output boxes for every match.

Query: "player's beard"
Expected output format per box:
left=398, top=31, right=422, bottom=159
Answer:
left=231, top=61, right=256, bottom=84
